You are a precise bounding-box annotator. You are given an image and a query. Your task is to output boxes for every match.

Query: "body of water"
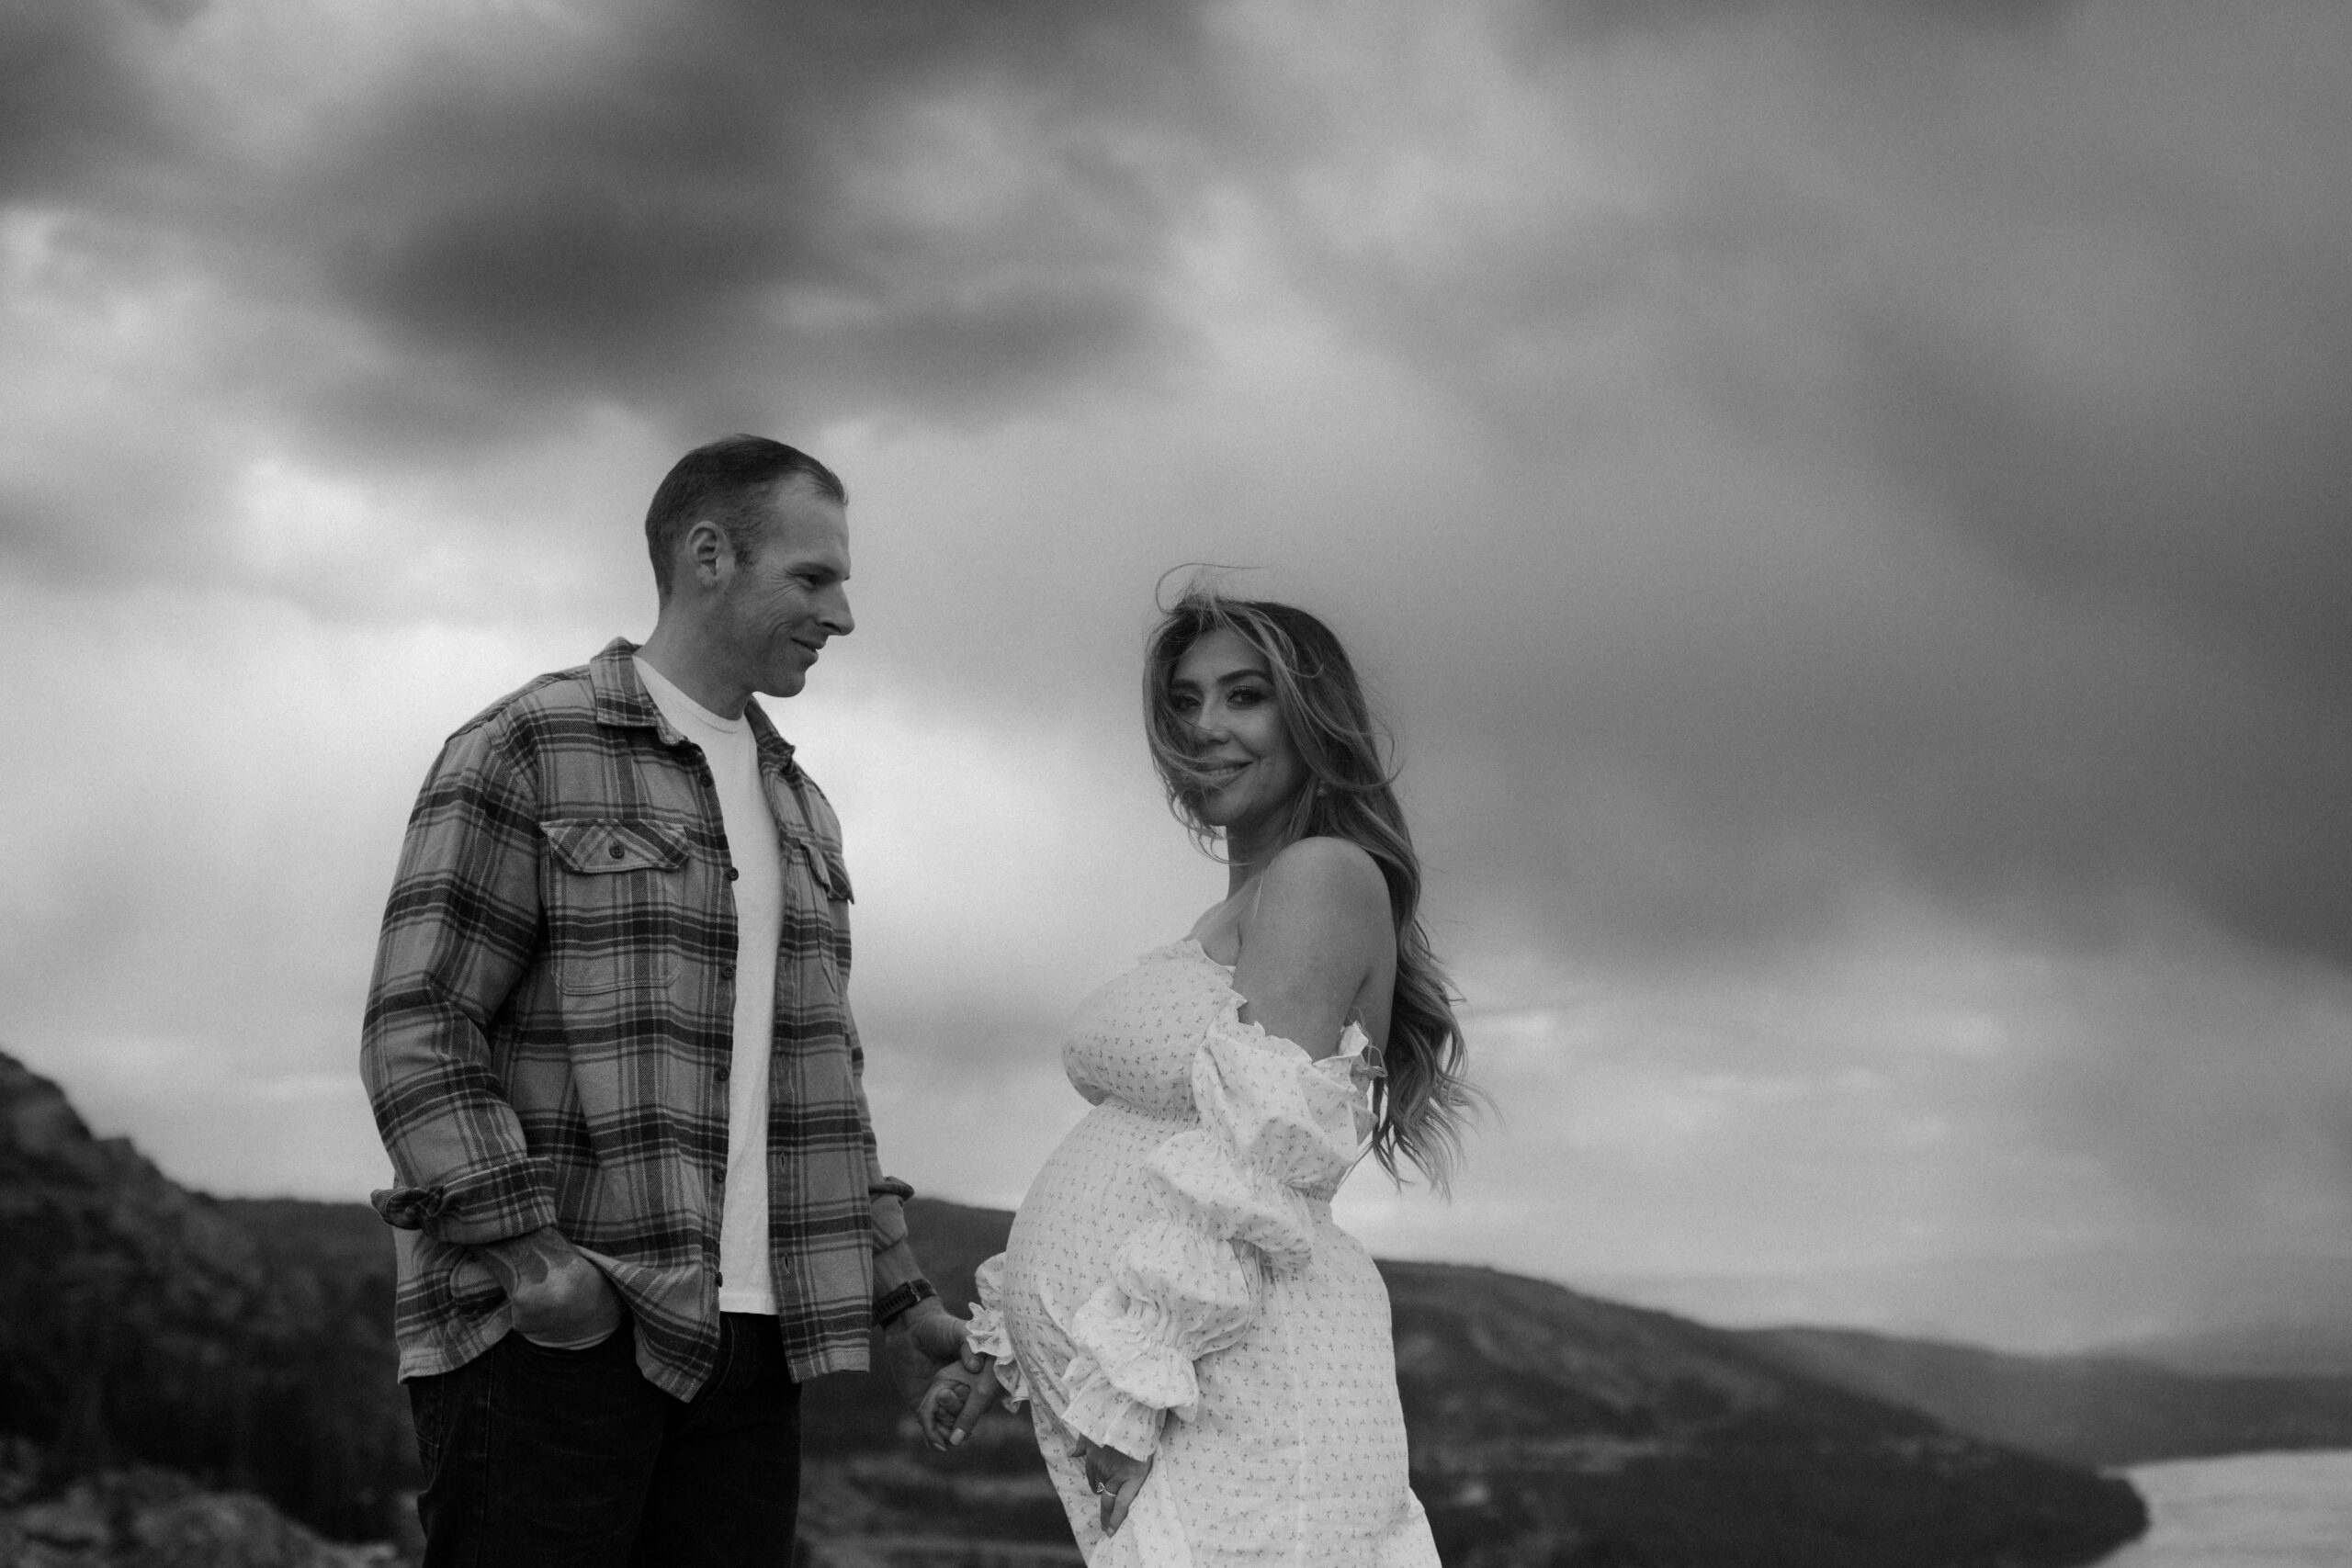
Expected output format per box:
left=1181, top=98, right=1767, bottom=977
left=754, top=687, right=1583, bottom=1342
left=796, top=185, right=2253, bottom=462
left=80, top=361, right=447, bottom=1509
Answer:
left=2096, top=1450, right=2352, bottom=1567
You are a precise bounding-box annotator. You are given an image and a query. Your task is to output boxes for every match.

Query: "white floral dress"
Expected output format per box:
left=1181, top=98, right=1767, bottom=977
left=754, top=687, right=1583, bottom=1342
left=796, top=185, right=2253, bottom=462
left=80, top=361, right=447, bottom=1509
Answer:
left=967, top=940, right=1440, bottom=1567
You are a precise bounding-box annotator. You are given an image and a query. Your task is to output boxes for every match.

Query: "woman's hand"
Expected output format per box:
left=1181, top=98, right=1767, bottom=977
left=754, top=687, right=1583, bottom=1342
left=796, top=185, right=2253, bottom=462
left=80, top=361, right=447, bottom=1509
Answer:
left=915, top=1357, right=1001, bottom=1450
left=1069, top=1433, right=1152, bottom=1535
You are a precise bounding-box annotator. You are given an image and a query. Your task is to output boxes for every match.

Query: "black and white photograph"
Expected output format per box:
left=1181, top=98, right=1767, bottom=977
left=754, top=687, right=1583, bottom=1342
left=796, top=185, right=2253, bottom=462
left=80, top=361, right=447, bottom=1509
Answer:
left=2, top=2, right=2349, bottom=1564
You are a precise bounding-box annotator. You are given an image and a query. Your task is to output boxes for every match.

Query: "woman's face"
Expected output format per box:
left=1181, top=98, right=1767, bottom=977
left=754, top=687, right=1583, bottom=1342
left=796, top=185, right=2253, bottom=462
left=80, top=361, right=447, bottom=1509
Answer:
left=1169, top=626, right=1306, bottom=840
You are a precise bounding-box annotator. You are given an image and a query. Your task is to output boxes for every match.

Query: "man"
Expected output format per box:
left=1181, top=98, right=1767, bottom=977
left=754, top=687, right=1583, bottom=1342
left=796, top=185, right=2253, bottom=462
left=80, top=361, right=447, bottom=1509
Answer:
left=363, top=435, right=982, bottom=1566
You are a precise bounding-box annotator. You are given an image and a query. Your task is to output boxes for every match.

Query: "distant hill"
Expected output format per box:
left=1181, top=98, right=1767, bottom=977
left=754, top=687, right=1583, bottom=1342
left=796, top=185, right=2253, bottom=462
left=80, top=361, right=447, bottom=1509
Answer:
left=0, top=1049, right=2159, bottom=1565
left=2109, top=1316, right=2352, bottom=1379
left=1597, top=1247, right=2352, bottom=1366
left=1739, top=1324, right=2352, bottom=1468
left=1370, top=1260, right=2143, bottom=1567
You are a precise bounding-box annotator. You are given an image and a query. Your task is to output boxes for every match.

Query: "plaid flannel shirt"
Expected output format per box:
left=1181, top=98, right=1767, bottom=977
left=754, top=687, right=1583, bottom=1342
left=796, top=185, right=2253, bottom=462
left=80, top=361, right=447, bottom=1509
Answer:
left=362, top=638, right=927, bottom=1398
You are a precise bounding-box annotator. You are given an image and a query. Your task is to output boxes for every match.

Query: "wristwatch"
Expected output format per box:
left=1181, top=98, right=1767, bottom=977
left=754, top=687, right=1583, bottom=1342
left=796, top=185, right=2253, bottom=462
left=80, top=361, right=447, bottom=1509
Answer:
left=874, top=1277, right=938, bottom=1329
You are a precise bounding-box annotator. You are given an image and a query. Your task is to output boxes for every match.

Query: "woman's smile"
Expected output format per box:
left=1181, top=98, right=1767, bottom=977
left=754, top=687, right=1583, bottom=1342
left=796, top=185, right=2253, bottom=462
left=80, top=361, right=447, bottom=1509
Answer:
left=1167, top=627, right=1307, bottom=853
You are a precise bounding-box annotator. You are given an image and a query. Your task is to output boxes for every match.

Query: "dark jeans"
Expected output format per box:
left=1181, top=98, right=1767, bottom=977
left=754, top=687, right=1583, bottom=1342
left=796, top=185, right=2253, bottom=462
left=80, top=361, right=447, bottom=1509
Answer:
left=408, top=1314, right=801, bottom=1568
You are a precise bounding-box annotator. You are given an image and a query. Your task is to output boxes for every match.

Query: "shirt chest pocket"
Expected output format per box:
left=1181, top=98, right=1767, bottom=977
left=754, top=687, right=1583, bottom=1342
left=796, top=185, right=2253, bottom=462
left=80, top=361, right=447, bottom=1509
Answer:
left=784, top=830, right=854, bottom=983
left=540, top=816, right=693, bottom=996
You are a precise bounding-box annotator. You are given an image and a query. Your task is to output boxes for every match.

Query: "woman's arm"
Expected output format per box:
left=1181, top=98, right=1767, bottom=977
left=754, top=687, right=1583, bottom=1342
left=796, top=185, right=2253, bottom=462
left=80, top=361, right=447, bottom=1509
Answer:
left=1230, top=837, right=1393, bottom=1061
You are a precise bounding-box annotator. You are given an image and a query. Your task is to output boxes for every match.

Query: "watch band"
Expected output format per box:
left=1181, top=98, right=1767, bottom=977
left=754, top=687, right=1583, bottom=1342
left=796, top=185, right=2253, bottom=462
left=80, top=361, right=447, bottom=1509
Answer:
left=874, top=1277, right=938, bottom=1329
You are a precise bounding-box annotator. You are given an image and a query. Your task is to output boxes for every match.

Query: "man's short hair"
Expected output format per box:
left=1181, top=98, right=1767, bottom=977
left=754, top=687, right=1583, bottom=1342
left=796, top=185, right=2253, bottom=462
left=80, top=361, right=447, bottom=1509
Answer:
left=644, top=435, right=846, bottom=598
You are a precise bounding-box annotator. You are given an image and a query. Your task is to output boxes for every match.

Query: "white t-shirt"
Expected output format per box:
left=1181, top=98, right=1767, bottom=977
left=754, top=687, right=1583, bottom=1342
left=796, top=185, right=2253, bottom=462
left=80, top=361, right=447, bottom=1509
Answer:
left=636, top=657, right=783, bottom=1315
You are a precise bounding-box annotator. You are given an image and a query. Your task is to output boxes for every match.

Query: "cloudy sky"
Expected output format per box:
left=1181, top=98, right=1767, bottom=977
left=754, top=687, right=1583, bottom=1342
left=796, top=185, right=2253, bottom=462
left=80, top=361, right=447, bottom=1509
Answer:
left=6, top=0, right=2350, bottom=1352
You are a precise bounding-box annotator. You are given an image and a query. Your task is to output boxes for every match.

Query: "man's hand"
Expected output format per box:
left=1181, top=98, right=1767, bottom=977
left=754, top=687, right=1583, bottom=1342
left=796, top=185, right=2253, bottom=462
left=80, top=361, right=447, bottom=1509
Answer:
left=1070, top=1433, right=1151, bottom=1536
left=914, top=1357, right=1001, bottom=1450
left=880, top=1295, right=967, bottom=1407
left=480, top=1225, right=622, bottom=1348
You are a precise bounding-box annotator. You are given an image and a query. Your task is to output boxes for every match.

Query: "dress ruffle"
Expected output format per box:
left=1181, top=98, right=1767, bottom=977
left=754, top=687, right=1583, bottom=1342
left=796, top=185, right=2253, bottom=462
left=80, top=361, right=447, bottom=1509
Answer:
left=966, top=1254, right=1029, bottom=1409
left=1053, top=1001, right=1367, bottom=1458
left=988, top=936, right=1439, bottom=1565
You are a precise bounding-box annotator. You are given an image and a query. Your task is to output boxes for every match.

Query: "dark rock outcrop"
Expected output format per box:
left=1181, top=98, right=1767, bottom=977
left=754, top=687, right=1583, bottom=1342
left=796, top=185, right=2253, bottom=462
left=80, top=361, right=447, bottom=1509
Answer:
left=0, top=1054, right=413, bottom=1545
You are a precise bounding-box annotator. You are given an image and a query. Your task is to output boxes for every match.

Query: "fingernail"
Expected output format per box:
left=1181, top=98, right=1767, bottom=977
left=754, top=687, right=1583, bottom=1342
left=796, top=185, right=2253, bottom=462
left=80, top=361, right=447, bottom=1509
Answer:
left=950, top=1431, right=965, bottom=1446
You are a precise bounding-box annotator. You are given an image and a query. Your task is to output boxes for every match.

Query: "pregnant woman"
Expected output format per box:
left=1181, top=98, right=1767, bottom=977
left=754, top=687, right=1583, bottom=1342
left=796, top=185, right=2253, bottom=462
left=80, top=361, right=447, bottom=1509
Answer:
left=956, top=588, right=1477, bottom=1565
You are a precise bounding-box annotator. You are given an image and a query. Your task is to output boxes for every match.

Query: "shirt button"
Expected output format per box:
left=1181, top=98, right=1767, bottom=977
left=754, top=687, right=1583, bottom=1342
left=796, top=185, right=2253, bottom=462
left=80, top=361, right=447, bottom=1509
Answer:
left=714, top=1066, right=730, bottom=1082
left=607, top=842, right=625, bottom=859
left=716, top=1270, right=725, bottom=1287
left=719, top=964, right=735, bottom=981
left=726, top=866, right=740, bottom=882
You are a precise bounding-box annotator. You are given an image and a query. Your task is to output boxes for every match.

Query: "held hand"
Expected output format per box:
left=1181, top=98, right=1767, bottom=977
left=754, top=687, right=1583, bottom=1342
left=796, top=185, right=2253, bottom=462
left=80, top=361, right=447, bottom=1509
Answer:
left=1069, top=1434, right=1152, bottom=1537
left=881, top=1296, right=968, bottom=1408
left=480, top=1225, right=622, bottom=1348
left=914, top=1357, right=1002, bottom=1451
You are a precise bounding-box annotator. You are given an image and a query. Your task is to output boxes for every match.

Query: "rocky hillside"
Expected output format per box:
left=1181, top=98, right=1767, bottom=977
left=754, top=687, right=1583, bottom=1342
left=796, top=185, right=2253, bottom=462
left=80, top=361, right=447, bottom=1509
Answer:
left=0, top=1049, right=2159, bottom=1566
left=0, top=1054, right=414, bottom=1545
left=1376, top=1261, right=2143, bottom=1567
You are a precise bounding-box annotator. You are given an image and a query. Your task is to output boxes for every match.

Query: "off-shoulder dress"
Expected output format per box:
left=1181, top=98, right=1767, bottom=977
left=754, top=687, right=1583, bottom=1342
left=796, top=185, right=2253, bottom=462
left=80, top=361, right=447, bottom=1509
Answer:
left=966, top=939, right=1440, bottom=1567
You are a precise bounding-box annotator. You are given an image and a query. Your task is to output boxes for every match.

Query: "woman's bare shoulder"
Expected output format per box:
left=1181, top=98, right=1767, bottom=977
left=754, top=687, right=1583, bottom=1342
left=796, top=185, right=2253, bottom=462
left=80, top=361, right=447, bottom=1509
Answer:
left=1232, top=839, right=1394, bottom=1051
left=1264, top=834, right=1384, bottom=891
left=1252, top=837, right=1390, bottom=939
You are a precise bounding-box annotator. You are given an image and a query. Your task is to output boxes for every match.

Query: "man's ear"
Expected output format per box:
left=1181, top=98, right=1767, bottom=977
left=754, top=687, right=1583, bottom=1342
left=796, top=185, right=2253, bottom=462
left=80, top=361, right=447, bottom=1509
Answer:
left=682, top=519, right=731, bottom=589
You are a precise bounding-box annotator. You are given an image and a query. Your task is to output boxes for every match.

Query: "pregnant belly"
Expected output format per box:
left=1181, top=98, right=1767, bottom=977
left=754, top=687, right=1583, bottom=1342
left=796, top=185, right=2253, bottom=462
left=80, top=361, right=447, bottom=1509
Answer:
left=1000, top=1100, right=1192, bottom=1408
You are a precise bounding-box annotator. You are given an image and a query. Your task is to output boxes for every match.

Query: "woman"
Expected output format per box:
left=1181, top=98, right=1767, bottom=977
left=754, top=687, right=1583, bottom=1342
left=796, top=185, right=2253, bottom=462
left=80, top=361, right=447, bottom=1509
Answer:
left=952, top=588, right=1476, bottom=1566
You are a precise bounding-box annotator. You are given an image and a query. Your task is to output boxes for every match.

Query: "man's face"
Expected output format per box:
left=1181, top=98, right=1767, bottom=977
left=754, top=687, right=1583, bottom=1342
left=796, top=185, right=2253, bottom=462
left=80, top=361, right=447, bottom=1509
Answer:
left=714, top=478, right=854, bottom=700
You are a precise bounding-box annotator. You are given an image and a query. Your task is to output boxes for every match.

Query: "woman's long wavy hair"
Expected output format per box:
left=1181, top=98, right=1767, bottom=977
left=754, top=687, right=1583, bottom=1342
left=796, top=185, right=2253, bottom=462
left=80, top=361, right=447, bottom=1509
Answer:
left=1144, top=584, right=1478, bottom=1193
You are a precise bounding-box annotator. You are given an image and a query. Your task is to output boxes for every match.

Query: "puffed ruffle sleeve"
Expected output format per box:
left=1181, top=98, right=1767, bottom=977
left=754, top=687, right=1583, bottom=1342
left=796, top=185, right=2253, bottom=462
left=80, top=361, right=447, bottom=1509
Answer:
left=1058, top=1014, right=1366, bottom=1459
left=966, top=1252, right=1029, bottom=1410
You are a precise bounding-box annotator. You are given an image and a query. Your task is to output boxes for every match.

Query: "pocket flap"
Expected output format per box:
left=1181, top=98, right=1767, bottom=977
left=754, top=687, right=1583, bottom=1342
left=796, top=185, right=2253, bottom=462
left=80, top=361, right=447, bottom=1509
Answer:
left=818, top=844, right=854, bottom=904
left=541, top=816, right=690, bottom=874
left=797, top=838, right=853, bottom=903
left=780, top=824, right=854, bottom=903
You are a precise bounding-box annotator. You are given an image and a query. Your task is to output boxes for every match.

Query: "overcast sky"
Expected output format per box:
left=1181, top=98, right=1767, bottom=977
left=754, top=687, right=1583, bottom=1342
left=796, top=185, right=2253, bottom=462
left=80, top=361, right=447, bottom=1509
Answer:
left=6, top=0, right=2350, bottom=1352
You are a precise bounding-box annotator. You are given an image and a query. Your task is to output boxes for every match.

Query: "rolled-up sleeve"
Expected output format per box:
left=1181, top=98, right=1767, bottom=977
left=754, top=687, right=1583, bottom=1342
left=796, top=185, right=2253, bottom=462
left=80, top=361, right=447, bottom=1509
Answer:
left=868, top=1171, right=929, bottom=1314
left=854, top=1008, right=930, bottom=1308
left=362, top=722, right=558, bottom=1247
